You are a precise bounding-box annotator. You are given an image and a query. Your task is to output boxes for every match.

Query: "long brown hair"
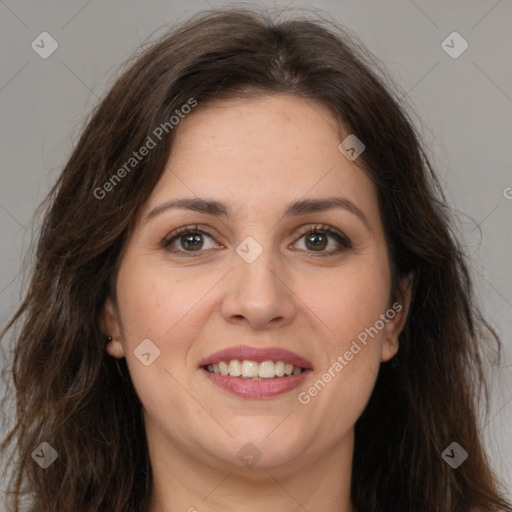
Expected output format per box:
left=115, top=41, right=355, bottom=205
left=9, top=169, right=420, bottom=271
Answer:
left=1, top=6, right=510, bottom=511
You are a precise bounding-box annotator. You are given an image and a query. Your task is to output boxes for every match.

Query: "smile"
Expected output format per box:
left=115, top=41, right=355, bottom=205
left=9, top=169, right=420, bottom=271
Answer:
left=204, top=359, right=305, bottom=379
left=198, top=344, right=313, bottom=398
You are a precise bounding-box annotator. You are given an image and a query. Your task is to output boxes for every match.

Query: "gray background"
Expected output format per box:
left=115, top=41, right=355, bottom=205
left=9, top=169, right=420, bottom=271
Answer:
left=1, top=0, right=511, bottom=502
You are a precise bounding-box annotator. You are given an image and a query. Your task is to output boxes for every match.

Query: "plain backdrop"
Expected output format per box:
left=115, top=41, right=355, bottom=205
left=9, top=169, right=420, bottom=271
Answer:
left=1, top=0, right=511, bottom=504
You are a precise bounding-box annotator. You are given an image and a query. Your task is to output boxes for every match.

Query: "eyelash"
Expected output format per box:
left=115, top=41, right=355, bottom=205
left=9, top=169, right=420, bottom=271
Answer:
left=161, top=223, right=352, bottom=259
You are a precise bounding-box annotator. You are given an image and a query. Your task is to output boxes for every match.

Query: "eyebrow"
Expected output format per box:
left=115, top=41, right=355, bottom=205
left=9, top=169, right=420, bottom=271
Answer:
left=145, top=196, right=371, bottom=231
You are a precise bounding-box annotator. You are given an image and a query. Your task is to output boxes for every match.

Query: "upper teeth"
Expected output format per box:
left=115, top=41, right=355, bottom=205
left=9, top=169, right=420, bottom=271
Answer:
left=206, top=360, right=304, bottom=379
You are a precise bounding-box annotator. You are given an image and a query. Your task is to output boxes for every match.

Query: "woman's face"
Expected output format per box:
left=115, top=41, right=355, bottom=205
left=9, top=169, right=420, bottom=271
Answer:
left=101, top=94, right=409, bottom=474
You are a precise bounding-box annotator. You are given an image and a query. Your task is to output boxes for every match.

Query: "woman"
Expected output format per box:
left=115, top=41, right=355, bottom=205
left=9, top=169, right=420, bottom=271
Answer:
left=1, top=6, right=510, bottom=512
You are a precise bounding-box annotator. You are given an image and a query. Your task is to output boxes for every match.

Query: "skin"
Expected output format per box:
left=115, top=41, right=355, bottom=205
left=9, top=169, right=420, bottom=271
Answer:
left=100, top=94, right=411, bottom=512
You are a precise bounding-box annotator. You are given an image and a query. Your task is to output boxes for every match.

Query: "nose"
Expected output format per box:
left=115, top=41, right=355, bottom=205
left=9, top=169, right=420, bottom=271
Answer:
left=220, top=242, right=297, bottom=331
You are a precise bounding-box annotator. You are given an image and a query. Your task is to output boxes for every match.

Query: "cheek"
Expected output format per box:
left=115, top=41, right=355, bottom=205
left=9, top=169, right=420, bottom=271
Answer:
left=114, top=259, right=222, bottom=405
left=297, top=253, right=390, bottom=408
left=114, top=262, right=202, bottom=418
left=303, top=255, right=391, bottom=342
left=301, top=325, right=383, bottom=426
left=116, top=258, right=214, bottom=339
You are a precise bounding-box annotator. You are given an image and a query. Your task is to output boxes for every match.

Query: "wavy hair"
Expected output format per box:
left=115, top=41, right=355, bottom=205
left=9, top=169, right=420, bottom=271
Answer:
left=1, top=6, right=511, bottom=512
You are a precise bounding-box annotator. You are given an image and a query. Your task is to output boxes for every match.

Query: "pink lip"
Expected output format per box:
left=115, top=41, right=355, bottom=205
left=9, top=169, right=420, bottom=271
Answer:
left=200, top=367, right=312, bottom=399
left=198, top=345, right=313, bottom=370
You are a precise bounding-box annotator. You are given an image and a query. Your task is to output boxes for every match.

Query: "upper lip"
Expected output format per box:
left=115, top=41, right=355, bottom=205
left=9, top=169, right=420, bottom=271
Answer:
left=198, top=345, right=313, bottom=370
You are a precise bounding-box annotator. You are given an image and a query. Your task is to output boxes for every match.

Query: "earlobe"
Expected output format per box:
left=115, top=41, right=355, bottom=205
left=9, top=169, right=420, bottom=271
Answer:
left=105, top=336, right=125, bottom=358
left=381, top=337, right=399, bottom=362
left=99, top=296, right=125, bottom=358
left=381, top=273, right=414, bottom=362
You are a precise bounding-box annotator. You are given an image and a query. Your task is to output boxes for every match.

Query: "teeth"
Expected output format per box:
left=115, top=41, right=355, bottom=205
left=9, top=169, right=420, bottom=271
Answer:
left=219, top=361, right=229, bottom=376
left=205, top=359, right=305, bottom=379
left=274, top=361, right=285, bottom=377
left=258, top=361, right=275, bottom=379
left=241, top=360, right=258, bottom=378
left=228, top=360, right=241, bottom=377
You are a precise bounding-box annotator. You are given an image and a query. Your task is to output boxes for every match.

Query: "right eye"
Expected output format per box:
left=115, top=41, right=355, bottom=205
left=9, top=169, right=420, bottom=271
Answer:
left=161, top=225, right=220, bottom=257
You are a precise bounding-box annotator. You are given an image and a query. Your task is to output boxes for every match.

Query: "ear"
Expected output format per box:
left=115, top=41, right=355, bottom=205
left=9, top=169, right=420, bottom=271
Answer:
left=98, top=296, right=125, bottom=359
left=381, top=273, right=413, bottom=362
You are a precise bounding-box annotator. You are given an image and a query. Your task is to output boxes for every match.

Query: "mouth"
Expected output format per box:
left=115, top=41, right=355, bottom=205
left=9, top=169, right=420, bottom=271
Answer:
left=198, top=345, right=313, bottom=399
left=201, top=360, right=308, bottom=379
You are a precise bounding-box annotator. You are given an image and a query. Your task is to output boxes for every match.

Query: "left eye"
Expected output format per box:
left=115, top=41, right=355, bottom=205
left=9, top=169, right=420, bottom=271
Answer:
left=293, top=225, right=351, bottom=255
left=162, top=224, right=351, bottom=257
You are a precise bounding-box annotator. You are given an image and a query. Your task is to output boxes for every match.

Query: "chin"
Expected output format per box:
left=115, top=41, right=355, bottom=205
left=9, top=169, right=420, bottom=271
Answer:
left=228, top=415, right=302, bottom=441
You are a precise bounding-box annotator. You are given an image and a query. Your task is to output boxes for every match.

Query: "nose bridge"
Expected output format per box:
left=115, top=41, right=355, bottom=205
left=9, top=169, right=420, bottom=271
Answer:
left=222, top=233, right=296, bottom=327
left=234, top=233, right=282, bottom=296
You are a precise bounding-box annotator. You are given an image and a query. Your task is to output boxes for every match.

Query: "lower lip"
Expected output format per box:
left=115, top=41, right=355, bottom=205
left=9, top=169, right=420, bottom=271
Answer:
left=200, top=367, right=312, bottom=398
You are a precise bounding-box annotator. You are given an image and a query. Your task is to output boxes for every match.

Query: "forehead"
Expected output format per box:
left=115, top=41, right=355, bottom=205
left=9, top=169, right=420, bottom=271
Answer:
left=169, top=93, right=341, bottom=160
left=142, top=94, right=379, bottom=224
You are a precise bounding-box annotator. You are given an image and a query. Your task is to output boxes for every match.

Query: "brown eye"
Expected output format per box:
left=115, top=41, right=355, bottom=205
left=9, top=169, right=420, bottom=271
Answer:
left=177, top=232, right=205, bottom=251
left=293, top=224, right=352, bottom=256
left=161, top=223, right=351, bottom=258
left=304, top=231, right=328, bottom=251
left=162, top=225, right=218, bottom=256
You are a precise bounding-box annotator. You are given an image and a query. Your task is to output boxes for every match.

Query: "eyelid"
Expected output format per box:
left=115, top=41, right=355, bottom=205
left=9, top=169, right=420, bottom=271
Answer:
left=293, top=223, right=351, bottom=247
left=161, top=223, right=352, bottom=256
left=161, top=224, right=220, bottom=249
